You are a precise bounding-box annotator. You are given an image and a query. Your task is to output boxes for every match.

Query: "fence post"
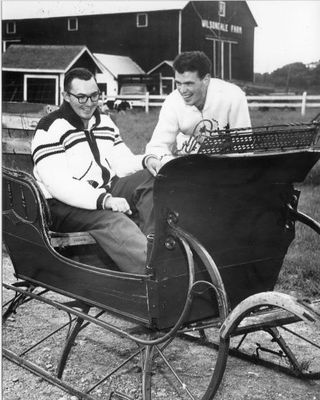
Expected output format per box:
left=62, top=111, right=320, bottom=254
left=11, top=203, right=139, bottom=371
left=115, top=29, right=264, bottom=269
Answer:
left=145, top=92, right=150, bottom=113
left=301, top=91, right=307, bottom=116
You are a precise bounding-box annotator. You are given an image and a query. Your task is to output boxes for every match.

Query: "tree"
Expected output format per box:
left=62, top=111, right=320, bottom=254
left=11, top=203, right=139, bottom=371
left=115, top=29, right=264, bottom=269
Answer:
left=253, top=62, right=320, bottom=93
left=270, top=63, right=308, bottom=91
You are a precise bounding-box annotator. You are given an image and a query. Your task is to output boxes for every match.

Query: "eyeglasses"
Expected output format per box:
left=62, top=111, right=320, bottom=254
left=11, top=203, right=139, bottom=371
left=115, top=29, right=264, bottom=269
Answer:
left=68, top=91, right=100, bottom=104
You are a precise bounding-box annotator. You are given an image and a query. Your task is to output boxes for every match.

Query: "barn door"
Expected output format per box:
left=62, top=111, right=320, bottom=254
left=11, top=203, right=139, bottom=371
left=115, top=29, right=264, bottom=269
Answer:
left=206, top=38, right=234, bottom=80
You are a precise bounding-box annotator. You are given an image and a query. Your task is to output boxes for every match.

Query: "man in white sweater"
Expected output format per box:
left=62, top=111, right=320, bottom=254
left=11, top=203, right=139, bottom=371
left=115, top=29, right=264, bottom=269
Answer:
left=145, top=51, right=251, bottom=175
left=32, top=68, right=154, bottom=274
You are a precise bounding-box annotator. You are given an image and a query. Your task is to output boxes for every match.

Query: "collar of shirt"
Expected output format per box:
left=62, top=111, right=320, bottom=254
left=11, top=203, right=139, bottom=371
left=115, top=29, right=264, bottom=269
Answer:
left=60, top=101, right=101, bottom=130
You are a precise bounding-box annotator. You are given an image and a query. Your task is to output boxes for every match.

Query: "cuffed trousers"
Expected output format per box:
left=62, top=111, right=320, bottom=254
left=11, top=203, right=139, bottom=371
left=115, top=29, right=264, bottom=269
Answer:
left=48, top=170, right=154, bottom=274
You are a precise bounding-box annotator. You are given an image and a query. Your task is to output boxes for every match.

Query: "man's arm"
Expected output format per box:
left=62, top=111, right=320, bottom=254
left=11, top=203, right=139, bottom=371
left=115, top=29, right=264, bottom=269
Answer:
left=108, top=136, right=145, bottom=177
left=34, top=151, right=132, bottom=214
left=144, top=96, right=180, bottom=175
left=229, top=88, right=251, bottom=129
left=33, top=149, right=109, bottom=210
left=98, top=114, right=149, bottom=178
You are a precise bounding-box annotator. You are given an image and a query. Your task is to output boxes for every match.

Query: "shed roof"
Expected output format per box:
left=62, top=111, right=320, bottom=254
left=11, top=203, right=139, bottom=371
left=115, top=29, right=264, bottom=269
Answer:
left=94, top=53, right=145, bottom=78
left=148, top=60, right=174, bottom=74
left=2, top=1, right=189, bottom=20
left=2, top=45, right=102, bottom=73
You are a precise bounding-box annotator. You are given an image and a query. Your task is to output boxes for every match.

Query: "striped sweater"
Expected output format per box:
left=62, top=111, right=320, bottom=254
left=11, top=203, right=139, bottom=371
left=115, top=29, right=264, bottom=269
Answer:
left=32, top=102, right=145, bottom=210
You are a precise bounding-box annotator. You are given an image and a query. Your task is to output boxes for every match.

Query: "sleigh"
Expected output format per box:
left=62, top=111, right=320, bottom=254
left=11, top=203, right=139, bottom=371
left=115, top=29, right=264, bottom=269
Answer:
left=2, top=115, right=320, bottom=399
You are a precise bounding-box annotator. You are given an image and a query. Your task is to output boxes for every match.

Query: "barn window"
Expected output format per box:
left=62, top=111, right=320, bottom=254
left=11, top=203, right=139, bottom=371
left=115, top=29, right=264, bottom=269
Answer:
left=218, top=2, right=226, bottom=17
left=98, top=83, right=107, bottom=94
left=136, top=13, right=148, bottom=28
left=6, top=21, right=16, bottom=34
left=97, top=83, right=107, bottom=100
left=68, top=17, right=78, bottom=31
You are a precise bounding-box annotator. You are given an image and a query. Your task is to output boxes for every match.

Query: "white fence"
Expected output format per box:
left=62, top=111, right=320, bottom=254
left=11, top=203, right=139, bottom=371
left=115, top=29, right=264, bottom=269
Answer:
left=113, top=92, right=320, bottom=115
left=247, top=93, right=320, bottom=115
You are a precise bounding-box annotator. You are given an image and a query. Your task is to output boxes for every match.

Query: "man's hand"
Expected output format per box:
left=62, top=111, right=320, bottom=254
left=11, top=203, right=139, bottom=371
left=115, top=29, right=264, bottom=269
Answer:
left=103, top=196, right=132, bottom=215
left=145, top=156, right=162, bottom=176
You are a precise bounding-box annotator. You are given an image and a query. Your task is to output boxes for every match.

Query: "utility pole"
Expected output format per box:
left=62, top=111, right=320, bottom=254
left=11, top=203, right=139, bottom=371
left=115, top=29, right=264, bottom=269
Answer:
left=285, top=64, right=291, bottom=93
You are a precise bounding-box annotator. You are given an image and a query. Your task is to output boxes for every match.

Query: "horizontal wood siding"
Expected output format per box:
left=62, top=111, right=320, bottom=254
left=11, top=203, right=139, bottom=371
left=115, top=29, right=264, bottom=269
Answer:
left=181, top=3, right=206, bottom=53
left=182, top=1, right=255, bottom=81
left=4, top=11, right=180, bottom=73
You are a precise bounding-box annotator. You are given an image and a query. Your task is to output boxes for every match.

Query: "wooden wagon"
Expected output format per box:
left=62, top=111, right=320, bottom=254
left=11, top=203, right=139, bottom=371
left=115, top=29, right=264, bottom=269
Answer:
left=2, top=113, right=320, bottom=399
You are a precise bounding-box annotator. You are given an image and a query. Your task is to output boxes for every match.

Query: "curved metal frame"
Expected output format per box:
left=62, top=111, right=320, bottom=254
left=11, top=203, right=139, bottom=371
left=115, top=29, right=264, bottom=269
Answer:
left=218, top=206, right=320, bottom=380
left=220, top=291, right=320, bottom=340
left=287, top=203, right=320, bottom=234
left=218, top=291, right=320, bottom=379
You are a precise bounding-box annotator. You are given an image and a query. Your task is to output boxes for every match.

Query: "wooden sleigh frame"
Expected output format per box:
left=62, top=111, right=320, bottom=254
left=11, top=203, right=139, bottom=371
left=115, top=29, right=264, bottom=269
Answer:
left=2, top=119, right=320, bottom=399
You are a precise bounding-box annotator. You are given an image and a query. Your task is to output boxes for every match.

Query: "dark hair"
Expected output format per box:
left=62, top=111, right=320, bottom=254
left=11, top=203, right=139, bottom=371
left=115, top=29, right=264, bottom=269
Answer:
left=173, top=51, right=212, bottom=79
left=64, top=68, right=96, bottom=91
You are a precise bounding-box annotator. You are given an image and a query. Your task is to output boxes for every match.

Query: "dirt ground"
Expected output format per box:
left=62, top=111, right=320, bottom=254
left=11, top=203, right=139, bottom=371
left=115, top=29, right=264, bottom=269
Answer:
left=2, top=254, right=320, bottom=400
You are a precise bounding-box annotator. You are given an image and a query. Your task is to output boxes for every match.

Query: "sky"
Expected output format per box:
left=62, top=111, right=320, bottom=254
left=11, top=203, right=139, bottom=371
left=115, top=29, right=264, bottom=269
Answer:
left=247, top=1, right=320, bottom=73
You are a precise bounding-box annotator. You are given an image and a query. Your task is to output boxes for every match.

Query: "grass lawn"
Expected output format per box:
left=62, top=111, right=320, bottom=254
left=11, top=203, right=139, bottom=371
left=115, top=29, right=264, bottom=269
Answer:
left=114, top=107, right=320, bottom=298
left=277, top=184, right=320, bottom=297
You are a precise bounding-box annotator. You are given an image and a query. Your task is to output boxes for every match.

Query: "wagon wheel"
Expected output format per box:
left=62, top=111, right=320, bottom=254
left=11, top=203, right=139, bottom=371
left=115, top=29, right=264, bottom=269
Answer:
left=219, top=292, right=320, bottom=380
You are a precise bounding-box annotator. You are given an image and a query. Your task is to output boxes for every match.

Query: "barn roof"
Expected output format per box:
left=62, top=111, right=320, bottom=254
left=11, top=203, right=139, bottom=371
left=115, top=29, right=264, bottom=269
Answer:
left=244, top=2, right=258, bottom=27
left=2, top=45, right=102, bottom=73
left=94, top=54, right=145, bottom=78
left=2, top=1, right=189, bottom=20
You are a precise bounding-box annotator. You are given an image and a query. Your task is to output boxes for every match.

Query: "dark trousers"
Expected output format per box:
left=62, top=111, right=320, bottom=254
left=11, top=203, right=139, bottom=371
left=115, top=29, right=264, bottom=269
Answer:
left=48, top=170, right=154, bottom=274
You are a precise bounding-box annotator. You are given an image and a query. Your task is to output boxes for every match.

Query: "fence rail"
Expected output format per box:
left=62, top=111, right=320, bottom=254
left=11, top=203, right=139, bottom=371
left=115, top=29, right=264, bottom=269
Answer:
left=112, top=92, right=320, bottom=115
left=2, top=94, right=320, bottom=130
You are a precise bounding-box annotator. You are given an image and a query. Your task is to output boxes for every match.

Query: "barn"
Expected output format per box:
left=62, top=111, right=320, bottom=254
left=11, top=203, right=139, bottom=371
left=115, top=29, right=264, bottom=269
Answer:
left=93, top=53, right=146, bottom=98
left=2, top=45, right=102, bottom=105
left=2, top=1, right=257, bottom=88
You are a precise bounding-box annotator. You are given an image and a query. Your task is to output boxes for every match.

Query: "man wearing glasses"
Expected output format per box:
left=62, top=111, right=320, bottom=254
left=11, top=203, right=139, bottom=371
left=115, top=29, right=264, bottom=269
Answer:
left=32, top=68, right=154, bottom=274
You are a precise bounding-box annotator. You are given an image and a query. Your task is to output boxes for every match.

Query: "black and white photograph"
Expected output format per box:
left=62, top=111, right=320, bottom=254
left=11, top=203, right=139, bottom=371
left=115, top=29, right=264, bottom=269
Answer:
left=2, top=1, right=320, bottom=399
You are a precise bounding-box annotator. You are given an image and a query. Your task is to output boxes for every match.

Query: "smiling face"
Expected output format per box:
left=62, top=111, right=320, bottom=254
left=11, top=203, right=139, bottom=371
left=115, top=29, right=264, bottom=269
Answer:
left=175, top=70, right=210, bottom=110
left=63, top=77, right=99, bottom=126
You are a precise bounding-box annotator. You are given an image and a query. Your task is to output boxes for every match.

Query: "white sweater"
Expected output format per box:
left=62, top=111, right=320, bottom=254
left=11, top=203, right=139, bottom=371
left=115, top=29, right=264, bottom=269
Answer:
left=32, top=102, right=145, bottom=210
left=146, top=78, right=251, bottom=160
